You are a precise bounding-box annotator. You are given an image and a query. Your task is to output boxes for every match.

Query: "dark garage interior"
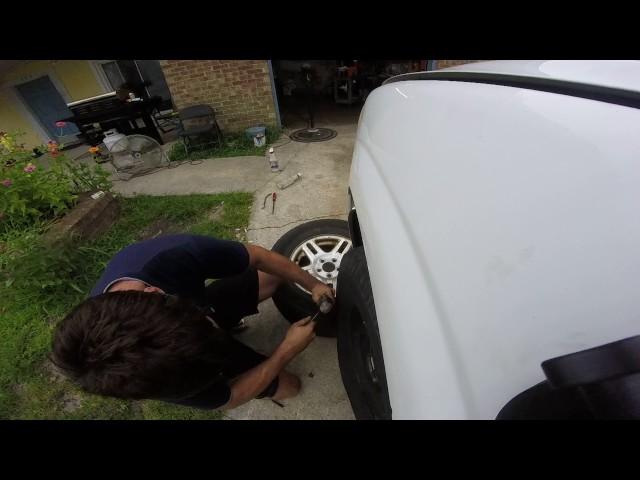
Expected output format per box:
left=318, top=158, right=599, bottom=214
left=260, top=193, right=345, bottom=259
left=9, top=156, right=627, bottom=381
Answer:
left=271, top=60, right=428, bottom=129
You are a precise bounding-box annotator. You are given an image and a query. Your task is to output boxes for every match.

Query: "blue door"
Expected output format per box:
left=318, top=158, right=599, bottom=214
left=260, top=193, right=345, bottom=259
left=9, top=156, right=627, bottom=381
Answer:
left=15, top=76, right=79, bottom=140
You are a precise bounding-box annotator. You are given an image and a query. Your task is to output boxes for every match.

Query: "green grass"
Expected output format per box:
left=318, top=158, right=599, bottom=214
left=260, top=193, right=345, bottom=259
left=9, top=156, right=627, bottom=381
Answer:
left=168, top=127, right=282, bottom=163
left=0, top=192, right=253, bottom=419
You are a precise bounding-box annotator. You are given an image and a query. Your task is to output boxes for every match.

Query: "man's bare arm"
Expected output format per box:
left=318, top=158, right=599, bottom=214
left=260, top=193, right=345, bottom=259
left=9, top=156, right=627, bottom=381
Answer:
left=245, top=244, right=334, bottom=303
left=221, top=317, right=316, bottom=410
left=222, top=343, right=294, bottom=410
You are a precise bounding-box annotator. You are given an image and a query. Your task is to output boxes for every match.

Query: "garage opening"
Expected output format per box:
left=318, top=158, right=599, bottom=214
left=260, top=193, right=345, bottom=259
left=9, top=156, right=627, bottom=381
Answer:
left=271, top=60, right=429, bottom=129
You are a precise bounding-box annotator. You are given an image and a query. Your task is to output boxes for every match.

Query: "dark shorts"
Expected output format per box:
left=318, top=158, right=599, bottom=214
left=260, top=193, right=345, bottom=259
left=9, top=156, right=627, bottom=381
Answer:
left=203, top=267, right=279, bottom=400
left=204, top=267, right=261, bottom=331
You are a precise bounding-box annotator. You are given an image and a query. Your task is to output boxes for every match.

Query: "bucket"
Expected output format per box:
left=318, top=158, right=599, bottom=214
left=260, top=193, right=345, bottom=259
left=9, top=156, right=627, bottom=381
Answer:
left=245, top=125, right=266, bottom=145
left=253, top=133, right=266, bottom=147
left=103, top=129, right=127, bottom=152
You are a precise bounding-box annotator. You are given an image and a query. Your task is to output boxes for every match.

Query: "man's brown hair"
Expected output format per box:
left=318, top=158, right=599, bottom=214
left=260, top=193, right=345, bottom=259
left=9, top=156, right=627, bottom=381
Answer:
left=51, top=291, right=232, bottom=401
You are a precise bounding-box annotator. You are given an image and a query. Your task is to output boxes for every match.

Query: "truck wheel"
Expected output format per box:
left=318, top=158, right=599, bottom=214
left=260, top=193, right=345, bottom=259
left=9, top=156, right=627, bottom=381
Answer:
left=271, top=219, right=352, bottom=338
left=336, top=247, right=392, bottom=420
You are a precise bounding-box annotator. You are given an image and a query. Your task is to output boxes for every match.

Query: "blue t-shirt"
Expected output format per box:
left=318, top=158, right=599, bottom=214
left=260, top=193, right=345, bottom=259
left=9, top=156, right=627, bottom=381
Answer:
left=91, top=234, right=250, bottom=303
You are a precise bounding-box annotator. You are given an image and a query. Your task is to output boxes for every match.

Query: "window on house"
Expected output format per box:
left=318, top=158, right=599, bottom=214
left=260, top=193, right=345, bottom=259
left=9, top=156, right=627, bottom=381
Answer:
left=100, top=61, right=125, bottom=90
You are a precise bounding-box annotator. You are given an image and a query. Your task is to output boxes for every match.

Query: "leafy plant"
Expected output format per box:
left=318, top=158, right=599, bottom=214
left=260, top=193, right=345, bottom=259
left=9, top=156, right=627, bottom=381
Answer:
left=0, top=132, right=112, bottom=231
left=3, top=235, right=99, bottom=307
left=66, top=160, right=112, bottom=194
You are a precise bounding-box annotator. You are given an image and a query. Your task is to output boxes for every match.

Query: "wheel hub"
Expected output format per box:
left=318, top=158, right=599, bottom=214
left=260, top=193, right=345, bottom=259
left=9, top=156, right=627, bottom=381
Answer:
left=322, top=262, right=336, bottom=273
left=313, top=252, right=339, bottom=279
left=290, top=234, right=352, bottom=292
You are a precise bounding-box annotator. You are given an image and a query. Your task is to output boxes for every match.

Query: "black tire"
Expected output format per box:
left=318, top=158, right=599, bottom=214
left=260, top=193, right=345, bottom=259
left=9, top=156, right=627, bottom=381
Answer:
left=336, top=247, right=392, bottom=420
left=271, top=219, right=351, bottom=338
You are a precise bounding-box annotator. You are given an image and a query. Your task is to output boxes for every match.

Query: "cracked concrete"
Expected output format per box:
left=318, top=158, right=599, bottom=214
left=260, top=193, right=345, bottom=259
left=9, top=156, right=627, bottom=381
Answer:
left=223, top=124, right=357, bottom=420
left=91, top=124, right=357, bottom=419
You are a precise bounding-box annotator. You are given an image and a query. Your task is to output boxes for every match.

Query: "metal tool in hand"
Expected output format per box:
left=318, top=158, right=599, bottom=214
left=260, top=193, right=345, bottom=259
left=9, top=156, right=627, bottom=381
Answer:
left=311, top=294, right=334, bottom=322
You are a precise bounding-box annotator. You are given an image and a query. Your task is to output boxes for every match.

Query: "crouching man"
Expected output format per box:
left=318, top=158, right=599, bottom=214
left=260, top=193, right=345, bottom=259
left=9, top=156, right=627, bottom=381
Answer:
left=51, top=234, right=334, bottom=410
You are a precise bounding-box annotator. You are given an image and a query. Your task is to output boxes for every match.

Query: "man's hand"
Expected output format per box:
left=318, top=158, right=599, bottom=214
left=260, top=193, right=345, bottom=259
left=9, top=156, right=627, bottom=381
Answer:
left=223, top=317, right=316, bottom=410
left=281, top=317, right=317, bottom=356
left=311, top=283, right=335, bottom=306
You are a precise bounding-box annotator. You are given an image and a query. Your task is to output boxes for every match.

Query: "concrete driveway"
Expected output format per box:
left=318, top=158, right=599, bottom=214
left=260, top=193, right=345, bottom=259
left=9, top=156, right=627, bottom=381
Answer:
left=111, top=124, right=357, bottom=420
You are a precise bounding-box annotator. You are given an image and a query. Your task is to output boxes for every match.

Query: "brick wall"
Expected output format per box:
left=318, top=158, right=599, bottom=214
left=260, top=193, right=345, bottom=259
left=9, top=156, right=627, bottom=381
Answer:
left=159, top=60, right=278, bottom=132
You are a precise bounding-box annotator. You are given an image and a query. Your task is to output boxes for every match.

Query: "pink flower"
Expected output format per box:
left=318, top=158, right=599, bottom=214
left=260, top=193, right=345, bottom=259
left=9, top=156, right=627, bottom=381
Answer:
left=23, top=163, right=36, bottom=173
left=55, top=121, right=66, bottom=128
left=1, top=178, right=11, bottom=187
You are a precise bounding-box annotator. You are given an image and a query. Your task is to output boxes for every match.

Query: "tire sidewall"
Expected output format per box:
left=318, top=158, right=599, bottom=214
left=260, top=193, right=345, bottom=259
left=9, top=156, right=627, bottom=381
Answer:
left=271, top=219, right=351, bottom=337
left=336, top=247, right=392, bottom=419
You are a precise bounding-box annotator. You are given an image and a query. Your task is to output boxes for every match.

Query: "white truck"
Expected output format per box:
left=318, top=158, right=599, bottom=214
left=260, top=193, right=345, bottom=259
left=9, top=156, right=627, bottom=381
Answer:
left=274, top=61, right=640, bottom=419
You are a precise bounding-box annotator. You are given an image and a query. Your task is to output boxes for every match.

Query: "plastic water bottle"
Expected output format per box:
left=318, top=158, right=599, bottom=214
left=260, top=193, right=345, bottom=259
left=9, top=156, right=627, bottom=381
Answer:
left=268, top=147, right=279, bottom=172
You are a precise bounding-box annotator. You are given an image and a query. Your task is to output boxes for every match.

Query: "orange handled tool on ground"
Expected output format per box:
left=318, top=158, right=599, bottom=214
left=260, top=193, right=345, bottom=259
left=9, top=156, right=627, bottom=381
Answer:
left=261, top=192, right=278, bottom=214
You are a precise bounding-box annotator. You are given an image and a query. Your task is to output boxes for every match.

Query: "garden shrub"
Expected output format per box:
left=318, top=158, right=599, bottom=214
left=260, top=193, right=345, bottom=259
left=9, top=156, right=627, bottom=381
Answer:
left=0, top=132, right=112, bottom=232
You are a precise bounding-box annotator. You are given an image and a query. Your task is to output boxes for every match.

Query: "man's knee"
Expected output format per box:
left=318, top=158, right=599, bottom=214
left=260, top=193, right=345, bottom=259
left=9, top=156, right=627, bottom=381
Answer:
left=271, top=371, right=301, bottom=401
left=257, top=271, right=285, bottom=302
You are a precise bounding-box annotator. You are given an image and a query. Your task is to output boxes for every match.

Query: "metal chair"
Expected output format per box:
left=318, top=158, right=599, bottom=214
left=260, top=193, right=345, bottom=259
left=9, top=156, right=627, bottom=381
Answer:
left=177, top=105, right=223, bottom=155
left=153, top=110, right=179, bottom=133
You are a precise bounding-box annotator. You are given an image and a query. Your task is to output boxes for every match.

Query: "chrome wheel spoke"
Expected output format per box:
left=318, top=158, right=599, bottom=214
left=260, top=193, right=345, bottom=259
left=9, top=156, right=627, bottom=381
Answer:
left=301, top=243, right=317, bottom=262
left=308, top=239, right=324, bottom=255
left=331, top=238, right=349, bottom=254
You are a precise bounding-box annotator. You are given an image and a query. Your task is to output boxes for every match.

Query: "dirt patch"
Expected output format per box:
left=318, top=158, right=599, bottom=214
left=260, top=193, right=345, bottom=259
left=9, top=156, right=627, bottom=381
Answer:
left=12, top=383, right=27, bottom=398
left=61, top=392, right=83, bottom=413
left=207, top=203, right=225, bottom=222
left=130, top=400, right=144, bottom=417
left=42, top=359, right=67, bottom=384
left=134, top=202, right=225, bottom=241
left=234, top=228, right=247, bottom=242
left=136, top=218, right=181, bottom=241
